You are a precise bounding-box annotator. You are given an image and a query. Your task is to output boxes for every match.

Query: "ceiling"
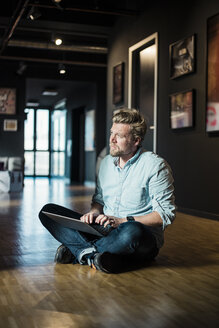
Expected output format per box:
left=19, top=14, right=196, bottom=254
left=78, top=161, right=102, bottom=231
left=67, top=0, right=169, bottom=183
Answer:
left=0, top=0, right=142, bottom=69
left=26, top=77, right=95, bottom=108
left=0, top=0, right=143, bottom=107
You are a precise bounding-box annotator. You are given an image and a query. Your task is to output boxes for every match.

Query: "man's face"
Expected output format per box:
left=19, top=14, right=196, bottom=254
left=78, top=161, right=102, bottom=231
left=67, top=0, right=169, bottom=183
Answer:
left=109, top=123, right=139, bottom=157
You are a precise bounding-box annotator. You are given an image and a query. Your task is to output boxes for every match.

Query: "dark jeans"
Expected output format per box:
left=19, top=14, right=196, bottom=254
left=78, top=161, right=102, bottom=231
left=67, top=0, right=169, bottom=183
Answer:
left=39, top=203, right=159, bottom=266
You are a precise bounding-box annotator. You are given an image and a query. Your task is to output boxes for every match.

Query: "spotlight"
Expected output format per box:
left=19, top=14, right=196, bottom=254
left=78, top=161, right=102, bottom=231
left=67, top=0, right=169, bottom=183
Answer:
left=52, top=34, right=63, bottom=46
left=27, top=6, right=41, bottom=20
left=58, top=63, right=66, bottom=74
left=55, top=38, right=62, bottom=46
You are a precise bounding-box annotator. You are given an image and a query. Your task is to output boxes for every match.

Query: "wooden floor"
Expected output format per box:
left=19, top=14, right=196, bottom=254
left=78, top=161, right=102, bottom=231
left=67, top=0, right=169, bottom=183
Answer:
left=0, top=178, right=218, bottom=328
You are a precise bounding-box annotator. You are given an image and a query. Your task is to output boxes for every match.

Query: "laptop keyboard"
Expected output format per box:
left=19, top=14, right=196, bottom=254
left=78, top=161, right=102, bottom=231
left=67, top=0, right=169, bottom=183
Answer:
left=90, top=223, right=114, bottom=236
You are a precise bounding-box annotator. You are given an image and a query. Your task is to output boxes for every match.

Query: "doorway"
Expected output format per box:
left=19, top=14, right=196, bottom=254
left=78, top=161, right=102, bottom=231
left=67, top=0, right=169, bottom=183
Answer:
left=24, top=108, right=66, bottom=177
left=51, top=109, right=67, bottom=177
left=128, top=33, right=158, bottom=153
left=24, top=108, right=50, bottom=176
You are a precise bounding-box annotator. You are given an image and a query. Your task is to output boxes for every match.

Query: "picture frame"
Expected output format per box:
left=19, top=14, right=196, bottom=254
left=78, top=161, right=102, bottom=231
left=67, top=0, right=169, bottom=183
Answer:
left=169, top=89, right=194, bottom=129
left=169, top=35, right=195, bottom=79
left=113, top=62, right=124, bottom=105
left=0, top=88, right=16, bottom=115
left=3, top=119, right=18, bottom=131
left=206, top=13, right=219, bottom=132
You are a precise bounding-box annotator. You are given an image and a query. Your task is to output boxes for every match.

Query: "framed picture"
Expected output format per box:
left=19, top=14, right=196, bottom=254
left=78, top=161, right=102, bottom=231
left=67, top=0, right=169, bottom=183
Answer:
left=169, top=35, right=195, bottom=79
left=169, top=89, right=194, bottom=129
left=206, top=14, right=219, bottom=132
left=3, top=119, right=18, bottom=131
left=0, top=88, right=16, bottom=115
left=113, top=62, right=124, bottom=105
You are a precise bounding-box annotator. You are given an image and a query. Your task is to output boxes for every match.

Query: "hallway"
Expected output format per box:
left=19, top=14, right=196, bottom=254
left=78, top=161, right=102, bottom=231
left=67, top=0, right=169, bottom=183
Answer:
left=0, top=178, right=218, bottom=328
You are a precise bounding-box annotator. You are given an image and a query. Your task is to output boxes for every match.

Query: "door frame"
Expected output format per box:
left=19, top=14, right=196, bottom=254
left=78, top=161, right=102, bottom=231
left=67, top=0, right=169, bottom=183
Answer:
left=128, top=32, right=158, bottom=153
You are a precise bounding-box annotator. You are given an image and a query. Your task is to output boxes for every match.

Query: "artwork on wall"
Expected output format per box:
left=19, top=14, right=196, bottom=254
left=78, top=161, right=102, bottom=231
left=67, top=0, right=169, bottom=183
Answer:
left=113, top=62, right=124, bottom=105
left=206, top=13, right=219, bottom=132
left=3, top=119, right=18, bottom=131
left=169, top=35, right=195, bottom=79
left=0, top=88, right=16, bottom=115
left=169, top=89, right=194, bottom=129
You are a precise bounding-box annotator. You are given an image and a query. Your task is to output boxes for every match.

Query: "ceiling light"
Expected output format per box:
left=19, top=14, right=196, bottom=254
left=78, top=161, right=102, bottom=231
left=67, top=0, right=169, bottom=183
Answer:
left=58, top=63, right=66, bottom=74
left=55, top=38, right=62, bottom=46
left=27, top=6, right=41, bottom=20
left=42, top=90, right=58, bottom=96
left=26, top=101, right=40, bottom=107
left=51, top=34, right=63, bottom=46
left=54, top=0, right=62, bottom=3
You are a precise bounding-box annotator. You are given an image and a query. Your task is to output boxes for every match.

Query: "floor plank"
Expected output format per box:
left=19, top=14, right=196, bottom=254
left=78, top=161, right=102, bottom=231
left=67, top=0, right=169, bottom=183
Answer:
left=0, top=178, right=218, bottom=328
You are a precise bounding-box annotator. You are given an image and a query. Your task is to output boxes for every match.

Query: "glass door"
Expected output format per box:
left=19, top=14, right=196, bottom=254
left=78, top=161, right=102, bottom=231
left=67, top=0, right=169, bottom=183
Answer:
left=51, top=110, right=66, bottom=177
left=24, top=108, right=50, bottom=176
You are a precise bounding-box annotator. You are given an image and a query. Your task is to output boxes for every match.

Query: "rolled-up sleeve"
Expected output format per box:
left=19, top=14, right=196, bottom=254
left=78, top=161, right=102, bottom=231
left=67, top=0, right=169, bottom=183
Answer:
left=92, top=175, right=104, bottom=206
left=149, top=161, right=176, bottom=230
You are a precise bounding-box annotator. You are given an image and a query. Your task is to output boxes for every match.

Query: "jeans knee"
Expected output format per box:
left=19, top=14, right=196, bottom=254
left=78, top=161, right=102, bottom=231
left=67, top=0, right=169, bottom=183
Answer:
left=39, top=203, right=57, bottom=216
left=40, top=203, right=56, bottom=213
left=118, top=222, right=145, bottom=245
left=38, top=203, right=54, bottom=224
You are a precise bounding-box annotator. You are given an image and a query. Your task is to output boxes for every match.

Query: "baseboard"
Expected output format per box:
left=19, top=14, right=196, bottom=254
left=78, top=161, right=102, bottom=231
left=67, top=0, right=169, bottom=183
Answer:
left=177, top=206, right=219, bottom=221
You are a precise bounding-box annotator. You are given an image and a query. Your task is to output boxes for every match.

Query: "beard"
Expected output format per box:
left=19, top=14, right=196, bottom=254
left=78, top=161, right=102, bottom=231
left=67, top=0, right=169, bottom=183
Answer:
left=110, top=144, right=123, bottom=157
left=110, top=143, right=134, bottom=157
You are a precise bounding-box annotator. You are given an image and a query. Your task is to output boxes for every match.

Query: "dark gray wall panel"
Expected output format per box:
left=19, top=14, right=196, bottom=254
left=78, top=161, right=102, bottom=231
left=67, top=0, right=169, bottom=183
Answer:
left=107, top=0, right=219, bottom=219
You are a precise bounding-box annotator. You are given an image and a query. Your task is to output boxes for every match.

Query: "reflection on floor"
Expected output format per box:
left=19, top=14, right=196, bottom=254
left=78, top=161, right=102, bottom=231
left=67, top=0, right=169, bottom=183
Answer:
left=0, top=178, right=218, bottom=328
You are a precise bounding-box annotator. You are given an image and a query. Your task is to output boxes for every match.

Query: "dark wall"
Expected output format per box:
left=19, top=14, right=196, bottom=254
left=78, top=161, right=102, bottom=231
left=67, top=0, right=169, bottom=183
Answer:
left=65, top=83, right=97, bottom=183
left=0, top=64, right=25, bottom=158
left=107, top=0, right=219, bottom=219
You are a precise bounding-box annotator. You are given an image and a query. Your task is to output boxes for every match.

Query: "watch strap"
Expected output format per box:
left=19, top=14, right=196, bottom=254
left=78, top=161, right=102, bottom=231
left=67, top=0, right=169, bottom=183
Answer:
left=126, top=216, right=135, bottom=222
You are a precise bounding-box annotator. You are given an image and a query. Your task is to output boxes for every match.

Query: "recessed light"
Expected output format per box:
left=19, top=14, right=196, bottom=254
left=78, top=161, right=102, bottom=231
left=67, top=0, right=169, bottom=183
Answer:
left=26, top=101, right=40, bottom=107
left=42, top=90, right=58, bottom=96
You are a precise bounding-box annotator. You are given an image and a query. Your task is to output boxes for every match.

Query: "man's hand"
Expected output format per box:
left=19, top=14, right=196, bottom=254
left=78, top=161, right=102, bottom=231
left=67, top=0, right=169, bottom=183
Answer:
left=80, top=212, right=97, bottom=224
left=95, top=215, right=126, bottom=228
left=80, top=202, right=104, bottom=224
left=80, top=211, right=126, bottom=228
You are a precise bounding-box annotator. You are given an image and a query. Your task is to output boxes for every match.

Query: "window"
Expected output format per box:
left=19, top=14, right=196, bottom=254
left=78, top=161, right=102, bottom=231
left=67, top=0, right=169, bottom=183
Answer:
left=24, top=108, right=66, bottom=177
left=51, top=110, right=66, bottom=177
left=24, top=109, right=49, bottom=176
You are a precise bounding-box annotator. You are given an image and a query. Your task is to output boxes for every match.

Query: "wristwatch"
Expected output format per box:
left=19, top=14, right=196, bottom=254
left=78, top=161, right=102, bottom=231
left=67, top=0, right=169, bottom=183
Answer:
left=126, top=216, right=135, bottom=222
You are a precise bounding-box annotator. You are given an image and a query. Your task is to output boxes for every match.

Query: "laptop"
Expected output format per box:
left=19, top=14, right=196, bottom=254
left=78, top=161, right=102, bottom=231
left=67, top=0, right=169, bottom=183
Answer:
left=42, top=211, right=114, bottom=237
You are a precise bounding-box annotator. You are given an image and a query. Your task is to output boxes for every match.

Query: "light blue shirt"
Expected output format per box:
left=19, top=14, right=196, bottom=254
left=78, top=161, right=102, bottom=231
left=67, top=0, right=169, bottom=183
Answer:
left=92, top=148, right=176, bottom=248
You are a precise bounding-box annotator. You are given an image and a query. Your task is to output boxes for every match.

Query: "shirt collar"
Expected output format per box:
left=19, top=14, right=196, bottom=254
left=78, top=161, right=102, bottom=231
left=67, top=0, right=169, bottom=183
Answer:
left=113, top=147, right=142, bottom=167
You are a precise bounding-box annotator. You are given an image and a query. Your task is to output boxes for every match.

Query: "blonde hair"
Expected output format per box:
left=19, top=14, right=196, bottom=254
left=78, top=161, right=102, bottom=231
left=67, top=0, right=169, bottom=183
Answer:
left=112, top=108, right=147, bottom=144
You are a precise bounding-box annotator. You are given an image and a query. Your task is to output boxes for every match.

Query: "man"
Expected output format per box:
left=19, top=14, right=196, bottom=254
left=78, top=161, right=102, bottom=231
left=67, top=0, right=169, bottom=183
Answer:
left=39, top=108, right=175, bottom=273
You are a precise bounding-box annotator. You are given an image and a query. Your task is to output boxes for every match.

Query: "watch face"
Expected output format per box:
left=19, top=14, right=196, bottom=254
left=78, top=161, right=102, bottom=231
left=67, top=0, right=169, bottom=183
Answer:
left=127, top=216, right=135, bottom=222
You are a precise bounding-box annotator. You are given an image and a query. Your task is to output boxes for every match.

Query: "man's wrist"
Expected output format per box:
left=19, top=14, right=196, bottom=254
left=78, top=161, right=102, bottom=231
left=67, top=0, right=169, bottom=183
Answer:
left=126, top=216, right=135, bottom=222
left=90, top=202, right=103, bottom=215
left=90, top=210, right=101, bottom=216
